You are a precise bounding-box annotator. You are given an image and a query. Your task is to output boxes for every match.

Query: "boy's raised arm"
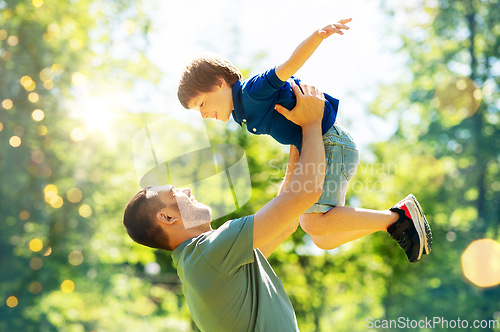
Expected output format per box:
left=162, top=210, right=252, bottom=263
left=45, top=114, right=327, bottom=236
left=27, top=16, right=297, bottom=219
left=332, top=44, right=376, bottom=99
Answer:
left=275, top=18, right=352, bottom=82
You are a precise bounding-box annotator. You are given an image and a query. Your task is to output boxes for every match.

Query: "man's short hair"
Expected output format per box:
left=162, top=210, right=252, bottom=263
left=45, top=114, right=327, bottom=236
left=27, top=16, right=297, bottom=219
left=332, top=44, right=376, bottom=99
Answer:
left=123, top=188, right=171, bottom=251
left=177, top=53, right=242, bottom=109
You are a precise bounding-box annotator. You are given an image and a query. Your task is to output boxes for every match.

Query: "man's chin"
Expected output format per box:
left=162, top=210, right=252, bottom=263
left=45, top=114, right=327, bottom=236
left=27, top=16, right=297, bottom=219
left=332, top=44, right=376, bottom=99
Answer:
left=180, top=204, right=212, bottom=229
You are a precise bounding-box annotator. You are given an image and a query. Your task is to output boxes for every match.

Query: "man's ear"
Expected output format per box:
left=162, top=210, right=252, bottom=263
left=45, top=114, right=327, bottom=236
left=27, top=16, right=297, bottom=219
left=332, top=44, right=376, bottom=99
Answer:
left=156, top=211, right=177, bottom=225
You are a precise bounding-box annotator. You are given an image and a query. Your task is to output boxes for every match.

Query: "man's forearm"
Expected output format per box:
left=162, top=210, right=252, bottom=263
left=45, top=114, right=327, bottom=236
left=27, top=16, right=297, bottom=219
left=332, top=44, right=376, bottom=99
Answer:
left=278, top=146, right=298, bottom=195
left=259, top=147, right=300, bottom=257
left=284, top=123, right=325, bottom=197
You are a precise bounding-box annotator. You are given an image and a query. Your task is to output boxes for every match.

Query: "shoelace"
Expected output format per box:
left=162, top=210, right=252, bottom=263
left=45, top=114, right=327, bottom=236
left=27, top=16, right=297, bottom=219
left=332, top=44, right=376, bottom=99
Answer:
left=425, top=223, right=433, bottom=243
left=395, top=232, right=409, bottom=250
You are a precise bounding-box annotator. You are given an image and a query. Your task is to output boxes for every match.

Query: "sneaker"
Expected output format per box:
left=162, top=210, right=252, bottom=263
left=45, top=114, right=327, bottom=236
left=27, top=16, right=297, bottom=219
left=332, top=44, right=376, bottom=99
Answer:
left=408, top=194, right=432, bottom=255
left=387, top=195, right=426, bottom=263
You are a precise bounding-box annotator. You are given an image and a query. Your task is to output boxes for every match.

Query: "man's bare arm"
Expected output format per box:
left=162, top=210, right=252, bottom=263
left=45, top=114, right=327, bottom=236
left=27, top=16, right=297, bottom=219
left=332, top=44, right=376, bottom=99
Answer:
left=253, top=84, right=325, bottom=250
left=258, top=145, right=300, bottom=258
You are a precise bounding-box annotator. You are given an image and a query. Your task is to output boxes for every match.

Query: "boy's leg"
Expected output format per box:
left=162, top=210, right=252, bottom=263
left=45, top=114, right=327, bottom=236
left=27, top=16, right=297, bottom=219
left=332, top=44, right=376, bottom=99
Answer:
left=300, top=207, right=398, bottom=250
left=302, top=195, right=431, bottom=263
left=297, top=124, right=431, bottom=262
left=311, top=229, right=377, bottom=250
left=299, top=207, right=398, bottom=237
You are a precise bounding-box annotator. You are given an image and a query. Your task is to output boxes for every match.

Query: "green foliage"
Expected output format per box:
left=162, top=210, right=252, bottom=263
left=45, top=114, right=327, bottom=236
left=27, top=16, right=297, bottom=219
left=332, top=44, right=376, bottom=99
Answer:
left=356, top=0, right=500, bottom=330
left=0, top=0, right=185, bottom=331
left=2, top=0, right=500, bottom=331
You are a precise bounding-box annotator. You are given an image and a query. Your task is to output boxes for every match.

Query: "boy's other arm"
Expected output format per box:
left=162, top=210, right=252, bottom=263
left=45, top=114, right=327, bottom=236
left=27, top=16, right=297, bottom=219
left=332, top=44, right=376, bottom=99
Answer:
left=253, top=83, right=326, bottom=250
left=275, top=18, right=352, bottom=82
left=258, top=145, right=300, bottom=258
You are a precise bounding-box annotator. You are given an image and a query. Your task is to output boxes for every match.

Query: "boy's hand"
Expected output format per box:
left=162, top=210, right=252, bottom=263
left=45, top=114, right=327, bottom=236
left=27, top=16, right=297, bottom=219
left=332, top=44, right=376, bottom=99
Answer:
left=274, top=81, right=324, bottom=127
left=318, top=18, right=352, bottom=39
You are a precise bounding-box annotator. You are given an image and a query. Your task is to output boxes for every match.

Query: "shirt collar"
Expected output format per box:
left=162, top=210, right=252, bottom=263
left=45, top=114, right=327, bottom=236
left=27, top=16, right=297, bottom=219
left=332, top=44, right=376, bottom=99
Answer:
left=231, top=80, right=244, bottom=126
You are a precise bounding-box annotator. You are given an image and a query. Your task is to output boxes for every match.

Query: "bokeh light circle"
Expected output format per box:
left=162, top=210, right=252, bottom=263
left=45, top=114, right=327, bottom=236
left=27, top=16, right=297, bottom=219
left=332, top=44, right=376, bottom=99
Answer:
left=435, top=76, right=482, bottom=124
left=7, top=35, right=19, bottom=46
left=43, top=81, right=54, bottom=90
left=43, top=247, right=52, bottom=256
left=28, top=92, right=39, bottom=103
left=19, top=210, right=30, bottom=220
left=67, top=188, right=83, bottom=203
left=6, top=296, right=18, bottom=308
left=2, top=99, right=13, bottom=110
left=70, top=128, right=85, bottom=141
left=461, top=239, right=500, bottom=288
left=61, top=280, right=75, bottom=293
left=71, top=72, right=85, bottom=85
left=37, top=125, right=48, bottom=136
left=68, top=251, right=84, bottom=266
left=29, top=257, right=43, bottom=270
left=29, top=281, right=42, bottom=294
left=39, top=68, right=53, bottom=81
left=29, top=238, right=43, bottom=252
left=79, top=204, right=92, bottom=217
left=135, top=296, right=156, bottom=316
left=44, top=184, right=58, bottom=198
left=9, top=136, right=21, bottom=147
left=32, top=109, right=44, bottom=121
left=32, top=0, right=44, bottom=8
left=50, top=195, right=64, bottom=208
left=21, top=76, right=33, bottom=87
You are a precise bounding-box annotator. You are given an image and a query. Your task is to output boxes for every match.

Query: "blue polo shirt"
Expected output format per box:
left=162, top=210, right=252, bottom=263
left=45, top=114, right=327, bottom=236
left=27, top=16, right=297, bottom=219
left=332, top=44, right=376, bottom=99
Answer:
left=231, top=67, right=338, bottom=153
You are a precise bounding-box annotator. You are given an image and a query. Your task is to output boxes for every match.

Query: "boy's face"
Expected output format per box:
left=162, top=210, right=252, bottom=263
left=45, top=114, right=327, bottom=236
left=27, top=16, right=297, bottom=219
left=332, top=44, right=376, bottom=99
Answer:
left=187, top=79, right=234, bottom=122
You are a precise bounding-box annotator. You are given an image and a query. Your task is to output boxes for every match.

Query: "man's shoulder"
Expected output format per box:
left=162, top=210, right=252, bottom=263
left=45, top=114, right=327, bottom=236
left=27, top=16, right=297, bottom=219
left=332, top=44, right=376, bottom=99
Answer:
left=174, top=215, right=254, bottom=260
left=210, top=215, right=254, bottom=236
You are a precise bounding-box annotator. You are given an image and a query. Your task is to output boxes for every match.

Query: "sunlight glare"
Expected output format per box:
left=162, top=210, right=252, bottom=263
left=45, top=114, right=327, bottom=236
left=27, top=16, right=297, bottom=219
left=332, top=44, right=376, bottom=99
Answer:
left=82, top=97, right=115, bottom=134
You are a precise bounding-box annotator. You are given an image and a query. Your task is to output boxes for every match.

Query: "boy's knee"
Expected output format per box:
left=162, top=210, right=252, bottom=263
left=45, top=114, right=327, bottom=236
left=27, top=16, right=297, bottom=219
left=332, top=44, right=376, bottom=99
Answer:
left=311, top=235, right=337, bottom=250
left=299, top=214, right=322, bottom=236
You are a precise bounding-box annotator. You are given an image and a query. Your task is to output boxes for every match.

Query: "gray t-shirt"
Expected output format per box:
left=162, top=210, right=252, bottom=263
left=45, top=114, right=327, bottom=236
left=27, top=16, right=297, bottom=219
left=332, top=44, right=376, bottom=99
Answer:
left=172, top=215, right=300, bottom=332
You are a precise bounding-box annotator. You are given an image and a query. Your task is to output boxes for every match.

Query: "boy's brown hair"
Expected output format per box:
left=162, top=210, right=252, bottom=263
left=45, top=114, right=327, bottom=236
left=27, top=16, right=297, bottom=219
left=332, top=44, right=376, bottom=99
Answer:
left=177, top=54, right=242, bottom=109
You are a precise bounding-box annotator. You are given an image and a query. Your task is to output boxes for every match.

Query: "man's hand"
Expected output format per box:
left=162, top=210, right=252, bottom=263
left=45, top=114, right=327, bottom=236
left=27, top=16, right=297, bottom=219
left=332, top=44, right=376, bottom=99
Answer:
left=274, top=81, right=325, bottom=127
left=318, top=18, right=352, bottom=39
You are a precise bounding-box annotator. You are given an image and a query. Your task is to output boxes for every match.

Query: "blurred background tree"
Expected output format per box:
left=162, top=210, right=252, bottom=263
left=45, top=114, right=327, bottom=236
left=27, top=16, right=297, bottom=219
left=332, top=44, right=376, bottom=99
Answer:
left=345, top=0, right=500, bottom=329
left=1, top=0, right=500, bottom=331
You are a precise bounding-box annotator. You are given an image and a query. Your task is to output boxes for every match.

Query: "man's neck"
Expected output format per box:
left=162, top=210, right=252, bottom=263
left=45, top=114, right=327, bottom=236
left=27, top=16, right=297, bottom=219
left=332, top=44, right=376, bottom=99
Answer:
left=171, top=223, right=212, bottom=250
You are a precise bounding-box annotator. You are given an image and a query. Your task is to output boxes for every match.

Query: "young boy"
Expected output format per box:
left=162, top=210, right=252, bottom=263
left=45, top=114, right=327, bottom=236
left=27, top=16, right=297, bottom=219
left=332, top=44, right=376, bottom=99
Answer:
left=177, top=19, right=432, bottom=263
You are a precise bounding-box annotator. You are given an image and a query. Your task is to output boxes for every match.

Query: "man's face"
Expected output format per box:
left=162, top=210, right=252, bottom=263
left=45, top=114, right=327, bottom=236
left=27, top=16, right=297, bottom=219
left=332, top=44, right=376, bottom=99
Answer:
left=147, top=185, right=212, bottom=228
left=187, top=80, right=234, bottom=123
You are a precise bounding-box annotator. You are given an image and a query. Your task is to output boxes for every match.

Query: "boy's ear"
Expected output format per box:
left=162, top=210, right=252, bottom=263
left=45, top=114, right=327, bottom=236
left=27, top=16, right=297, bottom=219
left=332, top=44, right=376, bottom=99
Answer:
left=216, top=76, right=226, bottom=90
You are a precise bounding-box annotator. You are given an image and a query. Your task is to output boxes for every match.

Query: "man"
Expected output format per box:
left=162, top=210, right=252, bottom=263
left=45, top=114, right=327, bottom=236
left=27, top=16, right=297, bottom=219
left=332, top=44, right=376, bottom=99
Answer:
left=123, top=83, right=428, bottom=331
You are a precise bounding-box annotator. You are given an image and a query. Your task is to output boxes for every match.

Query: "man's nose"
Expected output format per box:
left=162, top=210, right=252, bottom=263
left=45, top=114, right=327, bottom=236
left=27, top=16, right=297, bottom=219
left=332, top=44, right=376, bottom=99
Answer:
left=181, top=188, right=192, bottom=196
